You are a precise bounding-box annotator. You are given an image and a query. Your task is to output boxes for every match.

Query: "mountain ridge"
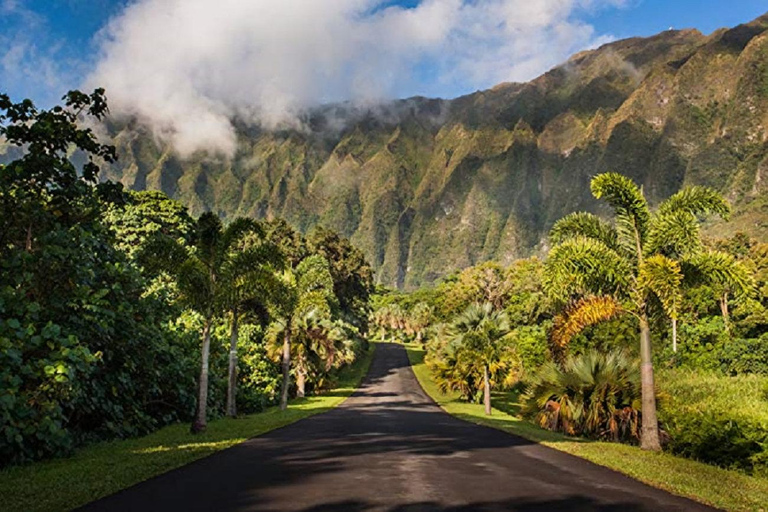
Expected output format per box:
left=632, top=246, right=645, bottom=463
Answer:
left=7, top=13, right=768, bottom=289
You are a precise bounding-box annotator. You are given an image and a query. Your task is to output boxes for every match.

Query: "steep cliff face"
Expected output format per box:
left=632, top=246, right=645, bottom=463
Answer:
left=97, top=14, right=768, bottom=289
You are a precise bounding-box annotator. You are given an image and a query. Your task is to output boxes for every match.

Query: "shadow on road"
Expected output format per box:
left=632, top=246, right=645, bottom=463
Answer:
left=78, top=343, right=714, bottom=512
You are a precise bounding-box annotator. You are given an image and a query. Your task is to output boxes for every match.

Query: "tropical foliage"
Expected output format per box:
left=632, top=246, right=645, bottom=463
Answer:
left=0, top=91, right=373, bottom=465
left=522, top=350, right=642, bottom=441
left=544, top=173, right=752, bottom=451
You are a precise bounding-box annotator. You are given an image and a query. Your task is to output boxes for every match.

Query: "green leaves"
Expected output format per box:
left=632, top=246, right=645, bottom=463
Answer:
left=591, top=173, right=650, bottom=242
left=544, top=236, right=630, bottom=302
left=638, top=254, right=683, bottom=320
left=682, top=251, right=755, bottom=299
left=658, top=186, right=731, bottom=220
left=550, top=212, right=620, bottom=251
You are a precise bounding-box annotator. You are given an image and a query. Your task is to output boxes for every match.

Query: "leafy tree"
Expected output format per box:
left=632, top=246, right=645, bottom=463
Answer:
left=0, top=89, right=117, bottom=254
left=545, top=174, right=751, bottom=450
left=308, top=226, right=375, bottom=328
left=405, top=302, right=434, bottom=343
left=102, top=190, right=194, bottom=257
left=445, top=303, right=514, bottom=415
left=140, top=213, right=266, bottom=432
left=222, top=229, right=283, bottom=418
left=0, top=91, right=197, bottom=465
left=442, top=262, right=512, bottom=317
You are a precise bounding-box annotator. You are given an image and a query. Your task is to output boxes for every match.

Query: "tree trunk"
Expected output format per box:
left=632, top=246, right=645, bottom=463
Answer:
left=280, top=325, right=291, bottom=410
left=296, top=360, right=306, bottom=398
left=191, top=318, right=212, bottom=433
left=720, top=293, right=730, bottom=334
left=483, top=364, right=491, bottom=416
left=639, top=315, right=661, bottom=451
left=226, top=308, right=239, bottom=418
left=672, top=318, right=677, bottom=353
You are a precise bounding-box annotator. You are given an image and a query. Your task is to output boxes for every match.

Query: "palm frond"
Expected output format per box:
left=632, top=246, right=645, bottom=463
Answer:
left=550, top=295, right=624, bottom=351
left=637, top=254, right=683, bottom=319
left=544, top=236, right=631, bottom=302
left=221, top=217, right=264, bottom=252
left=682, top=250, right=755, bottom=298
left=590, top=173, right=650, bottom=240
left=658, top=186, right=730, bottom=220
left=645, top=210, right=702, bottom=258
left=550, top=212, right=619, bottom=250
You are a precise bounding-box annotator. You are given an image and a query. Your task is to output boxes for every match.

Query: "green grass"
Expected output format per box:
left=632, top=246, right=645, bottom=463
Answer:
left=0, top=345, right=375, bottom=512
left=404, top=342, right=768, bottom=512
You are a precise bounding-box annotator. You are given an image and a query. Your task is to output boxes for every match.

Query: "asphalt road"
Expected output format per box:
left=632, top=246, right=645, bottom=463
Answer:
left=78, top=343, right=717, bottom=512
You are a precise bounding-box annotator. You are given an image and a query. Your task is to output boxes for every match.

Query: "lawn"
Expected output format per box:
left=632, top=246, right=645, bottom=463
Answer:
left=0, top=344, right=375, bottom=512
left=404, top=342, right=768, bottom=512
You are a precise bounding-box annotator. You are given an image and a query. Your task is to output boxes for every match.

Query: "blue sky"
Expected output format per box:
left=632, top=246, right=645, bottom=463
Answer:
left=1, top=0, right=767, bottom=112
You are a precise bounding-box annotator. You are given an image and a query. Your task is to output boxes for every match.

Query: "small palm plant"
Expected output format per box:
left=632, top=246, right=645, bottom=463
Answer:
left=545, top=173, right=753, bottom=450
left=523, top=349, right=642, bottom=441
left=446, top=303, right=515, bottom=415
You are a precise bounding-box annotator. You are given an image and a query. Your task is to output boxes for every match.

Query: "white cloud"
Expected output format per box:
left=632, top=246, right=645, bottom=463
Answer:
left=89, top=0, right=625, bottom=156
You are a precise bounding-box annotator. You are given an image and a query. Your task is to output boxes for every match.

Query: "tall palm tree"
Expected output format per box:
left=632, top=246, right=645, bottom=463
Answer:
left=140, top=213, right=264, bottom=433
left=222, top=229, right=284, bottom=418
left=545, top=173, right=752, bottom=450
left=270, top=255, right=336, bottom=410
left=448, top=303, right=512, bottom=415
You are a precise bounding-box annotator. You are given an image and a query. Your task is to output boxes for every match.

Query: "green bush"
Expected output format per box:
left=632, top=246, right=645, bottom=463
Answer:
left=719, top=334, right=768, bottom=375
left=0, top=226, right=198, bottom=465
left=658, top=369, right=768, bottom=475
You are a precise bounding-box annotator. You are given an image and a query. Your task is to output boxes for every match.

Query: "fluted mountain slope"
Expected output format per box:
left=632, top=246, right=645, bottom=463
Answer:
left=66, top=14, right=768, bottom=287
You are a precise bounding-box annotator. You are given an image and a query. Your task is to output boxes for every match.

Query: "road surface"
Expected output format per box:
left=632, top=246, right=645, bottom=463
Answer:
left=79, top=343, right=716, bottom=512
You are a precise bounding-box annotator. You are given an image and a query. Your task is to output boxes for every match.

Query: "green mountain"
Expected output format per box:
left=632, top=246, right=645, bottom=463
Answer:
left=96, top=14, right=768, bottom=288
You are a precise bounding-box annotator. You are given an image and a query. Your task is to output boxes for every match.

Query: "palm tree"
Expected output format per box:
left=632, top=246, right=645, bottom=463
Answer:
left=222, top=229, right=283, bottom=418
left=448, top=303, right=513, bottom=415
left=545, top=173, right=752, bottom=450
left=407, top=303, right=434, bottom=344
left=273, top=311, right=356, bottom=397
left=140, top=213, right=264, bottom=432
left=270, top=255, right=336, bottom=410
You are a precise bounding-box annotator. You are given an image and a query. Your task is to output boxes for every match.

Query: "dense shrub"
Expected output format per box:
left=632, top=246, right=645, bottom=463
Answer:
left=658, top=369, right=768, bottom=475
left=0, top=226, right=198, bottom=464
left=718, top=334, right=768, bottom=375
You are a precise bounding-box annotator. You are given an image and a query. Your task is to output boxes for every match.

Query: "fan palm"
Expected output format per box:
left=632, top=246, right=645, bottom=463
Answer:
left=139, top=213, right=267, bottom=432
left=447, top=303, right=514, bottom=415
left=523, top=349, right=641, bottom=441
left=545, top=174, right=752, bottom=450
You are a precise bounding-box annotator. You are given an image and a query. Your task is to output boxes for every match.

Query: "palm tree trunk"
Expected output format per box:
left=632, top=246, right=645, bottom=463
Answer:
left=672, top=318, right=677, bottom=353
left=191, top=318, right=212, bottom=433
left=483, top=364, right=491, bottom=416
left=720, top=292, right=730, bottom=334
left=226, top=308, right=239, bottom=418
left=296, top=358, right=306, bottom=398
left=639, top=314, right=661, bottom=451
left=280, top=325, right=291, bottom=410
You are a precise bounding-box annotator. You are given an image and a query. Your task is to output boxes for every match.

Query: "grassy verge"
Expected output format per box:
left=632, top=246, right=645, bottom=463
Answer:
left=404, top=342, right=768, bottom=512
left=0, top=345, right=375, bottom=512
